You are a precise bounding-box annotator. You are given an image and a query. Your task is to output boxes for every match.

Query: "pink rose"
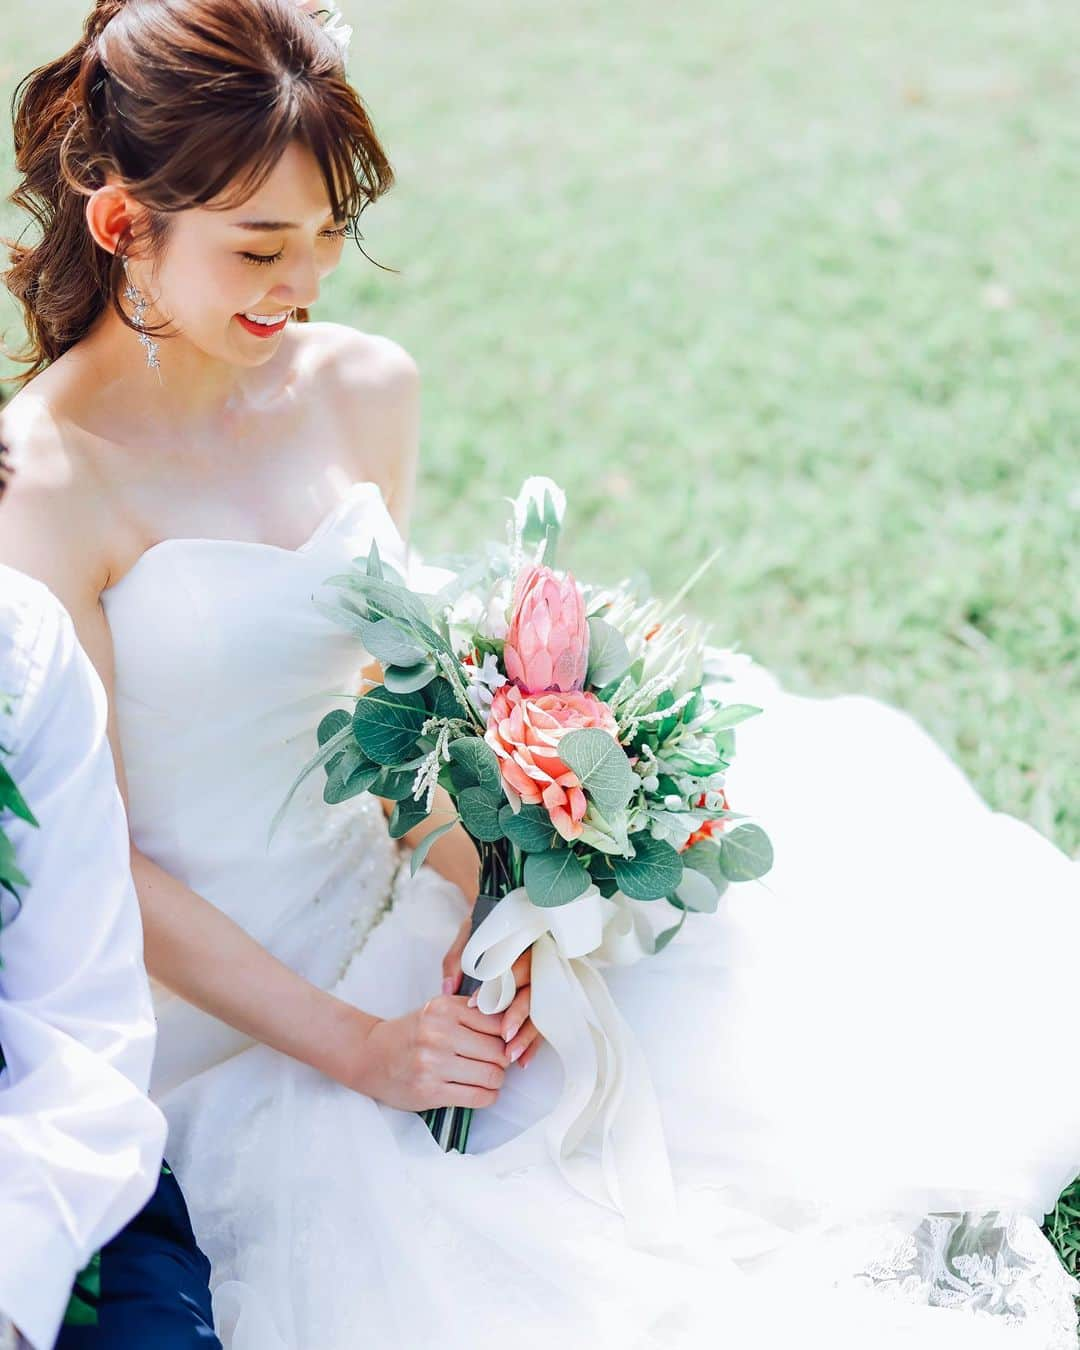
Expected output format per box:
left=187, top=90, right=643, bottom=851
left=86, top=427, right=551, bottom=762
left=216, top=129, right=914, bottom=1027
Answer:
left=504, top=563, right=589, bottom=695
left=485, top=683, right=618, bottom=842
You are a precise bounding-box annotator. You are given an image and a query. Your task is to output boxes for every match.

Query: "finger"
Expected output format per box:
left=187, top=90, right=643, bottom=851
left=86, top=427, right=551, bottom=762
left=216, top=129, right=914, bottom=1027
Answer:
left=506, top=1020, right=540, bottom=1064
left=445, top=1050, right=506, bottom=1090
left=509, top=949, right=532, bottom=987
left=439, top=1082, right=499, bottom=1109
left=459, top=1001, right=510, bottom=1036
left=453, top=1025, right=511, bottom=1066
left=500, top=988, right=531, bottom=1042
left=517, top=1036, right=542, bottom=1068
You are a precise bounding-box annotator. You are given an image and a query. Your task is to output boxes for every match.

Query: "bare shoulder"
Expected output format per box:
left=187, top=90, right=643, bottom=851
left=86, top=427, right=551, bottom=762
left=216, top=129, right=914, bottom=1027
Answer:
left=295, top=320, right=419, bottom=399
left=0, top=390, right=117, bottom=604
left=292, top=322, right=420, bottom=533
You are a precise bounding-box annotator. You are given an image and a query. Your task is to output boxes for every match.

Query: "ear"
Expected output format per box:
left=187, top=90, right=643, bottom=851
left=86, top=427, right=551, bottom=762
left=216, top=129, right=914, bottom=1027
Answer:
left=85, top=180, right=146, bottom=259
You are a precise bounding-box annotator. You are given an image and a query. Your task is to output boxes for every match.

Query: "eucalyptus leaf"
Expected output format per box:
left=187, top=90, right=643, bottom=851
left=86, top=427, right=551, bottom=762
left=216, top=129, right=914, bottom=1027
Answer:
left=268, top=723, right=355, bottom=843
left=389, top=796, right=432, bottom=839
left=317, top=708, right=352, bottom=746
left=653, top=908, right=688, bottom=953
left=384, top=660, right=438, bottom=694
left=613, top=832, right=684, bottom=901
left=447, top=738, right=504, bottom=802
left=425, top=678, right=467, bottom=720
left=359, top=617, right=428, bottom=667
left=352, top=687, right=429, bottom=765
left=674, top=865, right=720, bottom=913
left=409, top=817, right=462, bottom=876
left=370, top=765, right=421, bottom=801
left=524, top=848, right=592, bottom=908
left=498, top=802, right=560, bottom=852
left=586, top=617, right=632, bottom=689
left=681, top=840, right=730, bottom=898
left=324, top=758, right=381, bottom=805
left=558, top=728, right=636, bottom=816
left=719, top=823, right=774, bottom=882
left=458, top=787, right=506, bottom=841
left=325, top=572, right=433, bottom=631
left=312, top=595, right=371, bottom=635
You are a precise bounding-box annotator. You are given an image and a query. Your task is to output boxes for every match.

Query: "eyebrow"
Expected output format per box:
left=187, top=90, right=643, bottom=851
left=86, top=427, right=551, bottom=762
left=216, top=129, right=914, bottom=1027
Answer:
left=233, top=217, right=343, bottom=231
left=233, top=219, right=299, bottom=232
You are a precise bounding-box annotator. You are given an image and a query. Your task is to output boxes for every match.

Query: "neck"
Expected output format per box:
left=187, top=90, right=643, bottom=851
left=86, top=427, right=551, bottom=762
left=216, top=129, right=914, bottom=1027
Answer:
left=72, top=301, right=291, bottom=447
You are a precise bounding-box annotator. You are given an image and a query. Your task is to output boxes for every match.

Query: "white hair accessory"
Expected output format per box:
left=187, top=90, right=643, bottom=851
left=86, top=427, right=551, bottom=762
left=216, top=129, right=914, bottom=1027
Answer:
left=294, top=0, right=352, bottom=65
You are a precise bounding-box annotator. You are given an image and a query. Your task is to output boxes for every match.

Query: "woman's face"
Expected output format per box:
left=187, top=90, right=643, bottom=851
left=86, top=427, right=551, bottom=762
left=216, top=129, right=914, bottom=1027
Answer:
left=141, top=139, right=350, bottom=366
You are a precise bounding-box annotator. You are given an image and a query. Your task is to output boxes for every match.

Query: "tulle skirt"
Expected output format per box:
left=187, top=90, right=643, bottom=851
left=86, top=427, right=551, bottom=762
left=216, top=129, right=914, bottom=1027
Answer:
left=157, top=654, right=1080, bottom=1349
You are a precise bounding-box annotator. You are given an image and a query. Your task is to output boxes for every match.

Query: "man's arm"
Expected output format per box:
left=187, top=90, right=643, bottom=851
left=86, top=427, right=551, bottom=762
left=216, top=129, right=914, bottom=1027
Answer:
left=0, top=569, right=166, bottom=1350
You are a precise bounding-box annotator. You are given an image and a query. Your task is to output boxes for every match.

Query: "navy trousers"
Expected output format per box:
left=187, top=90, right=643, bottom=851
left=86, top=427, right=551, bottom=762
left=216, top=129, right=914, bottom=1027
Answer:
left=55, top=1163, right=221, bottom=1350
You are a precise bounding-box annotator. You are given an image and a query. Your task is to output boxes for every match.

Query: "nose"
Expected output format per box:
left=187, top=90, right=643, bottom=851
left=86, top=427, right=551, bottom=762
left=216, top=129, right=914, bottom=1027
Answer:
left=271, top=251, right=321, bottom=311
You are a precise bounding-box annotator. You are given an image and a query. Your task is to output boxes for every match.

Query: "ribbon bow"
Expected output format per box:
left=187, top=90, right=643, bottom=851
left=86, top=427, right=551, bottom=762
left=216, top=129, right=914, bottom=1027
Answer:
left=461, top=883, right=682, bottom=1252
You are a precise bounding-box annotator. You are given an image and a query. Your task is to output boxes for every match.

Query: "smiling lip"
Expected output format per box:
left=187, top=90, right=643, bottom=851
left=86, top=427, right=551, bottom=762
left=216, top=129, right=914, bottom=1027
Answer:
left=235, top=311, right=290, bottom=337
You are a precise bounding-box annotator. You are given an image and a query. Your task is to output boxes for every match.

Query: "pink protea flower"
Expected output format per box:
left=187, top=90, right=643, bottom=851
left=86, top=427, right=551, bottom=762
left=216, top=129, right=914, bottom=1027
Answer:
left=485, top=683, right=618, bottom=841
left=504, top=563, right=589, bottom=695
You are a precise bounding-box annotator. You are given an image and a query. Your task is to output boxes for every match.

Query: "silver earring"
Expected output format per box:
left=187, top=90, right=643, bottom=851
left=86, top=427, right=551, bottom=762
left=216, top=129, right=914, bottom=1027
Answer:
left=121, top=255, right=161, bottom=371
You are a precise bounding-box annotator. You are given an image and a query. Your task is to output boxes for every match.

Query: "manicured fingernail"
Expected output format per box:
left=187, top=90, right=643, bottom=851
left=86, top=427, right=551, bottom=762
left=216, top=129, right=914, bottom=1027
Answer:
left=442, top=977, right=453, bottom=995
left=509, top=1043, right=523, bottom=1062
left=467, top=992, right=478, bottom=1007
left=503, top=1022, right=519, bottom=1043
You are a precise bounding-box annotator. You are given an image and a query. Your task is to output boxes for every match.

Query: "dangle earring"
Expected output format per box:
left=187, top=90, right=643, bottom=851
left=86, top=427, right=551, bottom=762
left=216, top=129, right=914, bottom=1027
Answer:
left=121, top=254, right=162, bottom=376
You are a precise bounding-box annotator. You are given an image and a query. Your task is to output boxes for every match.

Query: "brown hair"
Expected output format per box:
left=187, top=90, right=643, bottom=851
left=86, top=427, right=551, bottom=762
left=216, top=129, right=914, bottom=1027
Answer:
left=1, top=0, right=396, bottom=388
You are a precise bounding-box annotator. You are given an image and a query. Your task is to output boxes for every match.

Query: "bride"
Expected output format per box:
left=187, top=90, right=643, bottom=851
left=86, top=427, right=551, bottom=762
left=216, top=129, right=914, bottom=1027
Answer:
left=3, top=0, right=1080, bottom=1345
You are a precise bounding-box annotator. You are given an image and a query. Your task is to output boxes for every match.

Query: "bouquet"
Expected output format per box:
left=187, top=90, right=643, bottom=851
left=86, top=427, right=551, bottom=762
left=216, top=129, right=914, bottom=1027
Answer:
left=279, top=477, right=772, bottom=1232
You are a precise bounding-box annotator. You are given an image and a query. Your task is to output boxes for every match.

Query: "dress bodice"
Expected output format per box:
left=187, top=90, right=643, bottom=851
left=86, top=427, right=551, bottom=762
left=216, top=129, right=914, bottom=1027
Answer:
left=101, top=481, right=412, bottom=1091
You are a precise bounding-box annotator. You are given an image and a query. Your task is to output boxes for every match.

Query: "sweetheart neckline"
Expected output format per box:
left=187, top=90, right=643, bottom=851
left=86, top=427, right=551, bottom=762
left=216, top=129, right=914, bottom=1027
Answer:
left=104, top=479, right=388, bottom=599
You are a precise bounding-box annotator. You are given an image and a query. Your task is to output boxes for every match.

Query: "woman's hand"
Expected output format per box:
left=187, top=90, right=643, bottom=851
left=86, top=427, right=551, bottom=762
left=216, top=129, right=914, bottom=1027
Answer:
left=353, top=995, right=511, bottom=1112
left=442, top=914, right=544, bottom=1069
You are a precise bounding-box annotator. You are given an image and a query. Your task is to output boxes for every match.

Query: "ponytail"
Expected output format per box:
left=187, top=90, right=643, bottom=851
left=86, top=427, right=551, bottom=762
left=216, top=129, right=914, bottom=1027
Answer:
left=1, top=1, right=141, bottom=386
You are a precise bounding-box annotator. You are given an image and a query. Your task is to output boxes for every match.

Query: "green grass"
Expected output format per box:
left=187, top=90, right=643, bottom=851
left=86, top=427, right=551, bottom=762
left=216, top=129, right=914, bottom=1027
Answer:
left=4, top=0, right=1074, bottom=855
left=2, top=0, right=1079, bottom=1306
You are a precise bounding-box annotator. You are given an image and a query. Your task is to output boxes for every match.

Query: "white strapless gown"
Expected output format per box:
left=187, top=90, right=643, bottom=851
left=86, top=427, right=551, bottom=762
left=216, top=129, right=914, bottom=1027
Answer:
left=101, top=480, right=1080, bottom=1349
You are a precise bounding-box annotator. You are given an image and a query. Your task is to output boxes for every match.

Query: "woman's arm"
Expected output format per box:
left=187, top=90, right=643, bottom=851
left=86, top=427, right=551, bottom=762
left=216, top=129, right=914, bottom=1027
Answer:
left=0, top=470, right=383, bottom=1097
left=130, top=844, right=378, bottom=1089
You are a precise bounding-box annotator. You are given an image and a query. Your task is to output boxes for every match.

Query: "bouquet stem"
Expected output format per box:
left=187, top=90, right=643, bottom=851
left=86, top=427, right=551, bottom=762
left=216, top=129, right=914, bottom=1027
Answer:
left=419, top=842, right=516, bottom=1153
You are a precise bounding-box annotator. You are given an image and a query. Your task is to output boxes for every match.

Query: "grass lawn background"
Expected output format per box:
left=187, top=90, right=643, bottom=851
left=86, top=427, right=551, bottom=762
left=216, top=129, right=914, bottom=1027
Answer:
left=1, top=0, right=1076, bottom=864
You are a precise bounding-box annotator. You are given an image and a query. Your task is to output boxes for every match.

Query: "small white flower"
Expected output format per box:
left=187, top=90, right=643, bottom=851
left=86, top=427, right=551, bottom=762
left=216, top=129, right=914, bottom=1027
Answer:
left=463, top=651, right=508, bottom=717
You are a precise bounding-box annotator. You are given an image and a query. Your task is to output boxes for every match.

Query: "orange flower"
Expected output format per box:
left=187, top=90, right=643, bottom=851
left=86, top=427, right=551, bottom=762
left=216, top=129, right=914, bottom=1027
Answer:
left=681, top=789, right=730, bottom=851
left=485, top=682, right=619, bottom=841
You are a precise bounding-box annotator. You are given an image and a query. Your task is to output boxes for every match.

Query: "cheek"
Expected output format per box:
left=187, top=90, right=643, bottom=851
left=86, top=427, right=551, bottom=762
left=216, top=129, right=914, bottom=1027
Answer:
left=157, top=249, right=245, bottom=324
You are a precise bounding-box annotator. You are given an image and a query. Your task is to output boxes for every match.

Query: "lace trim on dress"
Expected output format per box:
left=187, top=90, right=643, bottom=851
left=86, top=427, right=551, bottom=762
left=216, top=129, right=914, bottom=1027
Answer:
left=851, top=1211, right=1079, bottom=1348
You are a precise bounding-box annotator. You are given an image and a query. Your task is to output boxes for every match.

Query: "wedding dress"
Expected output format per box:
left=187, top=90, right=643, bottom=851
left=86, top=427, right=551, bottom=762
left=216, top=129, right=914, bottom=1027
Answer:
left=101, top=478, right=1080, bottom=1349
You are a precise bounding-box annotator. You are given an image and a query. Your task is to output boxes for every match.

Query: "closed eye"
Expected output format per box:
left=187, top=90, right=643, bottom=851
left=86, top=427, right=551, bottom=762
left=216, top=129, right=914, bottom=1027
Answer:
left=240, top=225, right=351, bottom=267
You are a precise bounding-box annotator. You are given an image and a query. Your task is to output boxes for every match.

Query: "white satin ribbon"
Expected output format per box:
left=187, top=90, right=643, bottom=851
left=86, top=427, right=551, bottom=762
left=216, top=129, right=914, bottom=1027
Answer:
left=460, top=883, right=683, bottom=1253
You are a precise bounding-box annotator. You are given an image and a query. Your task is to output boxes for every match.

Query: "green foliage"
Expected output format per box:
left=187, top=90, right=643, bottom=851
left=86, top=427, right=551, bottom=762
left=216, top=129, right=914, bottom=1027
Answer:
left=352, top=687, right=428, bottom=765
left=718, top=824, right=774, bottom=883
left=457, top=786, right=505, bottom=840
left=558, top=727, right=636, bottom=816
left=446, top=737, right=504, bottom=800
left=585, top=617, right=632, bottom=690
left=409, top=817, right=461, bottom=875
left=524, top=847, right=592, bottom=907
left=499, top=802, right=561, bottom=852
left=613, top=832, right=684, bottom=900
left=389, top=796, right=431, bottom=839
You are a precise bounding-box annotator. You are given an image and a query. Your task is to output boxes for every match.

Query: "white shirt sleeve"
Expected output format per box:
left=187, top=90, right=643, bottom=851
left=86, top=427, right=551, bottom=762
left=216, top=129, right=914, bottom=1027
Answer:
left=0, top=566, right=167, bottom=1350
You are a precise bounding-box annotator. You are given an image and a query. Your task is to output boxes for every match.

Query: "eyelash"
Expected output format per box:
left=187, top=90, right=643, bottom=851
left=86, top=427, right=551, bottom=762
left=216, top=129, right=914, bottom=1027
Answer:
left=240, top=225, right=351, bottom=267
